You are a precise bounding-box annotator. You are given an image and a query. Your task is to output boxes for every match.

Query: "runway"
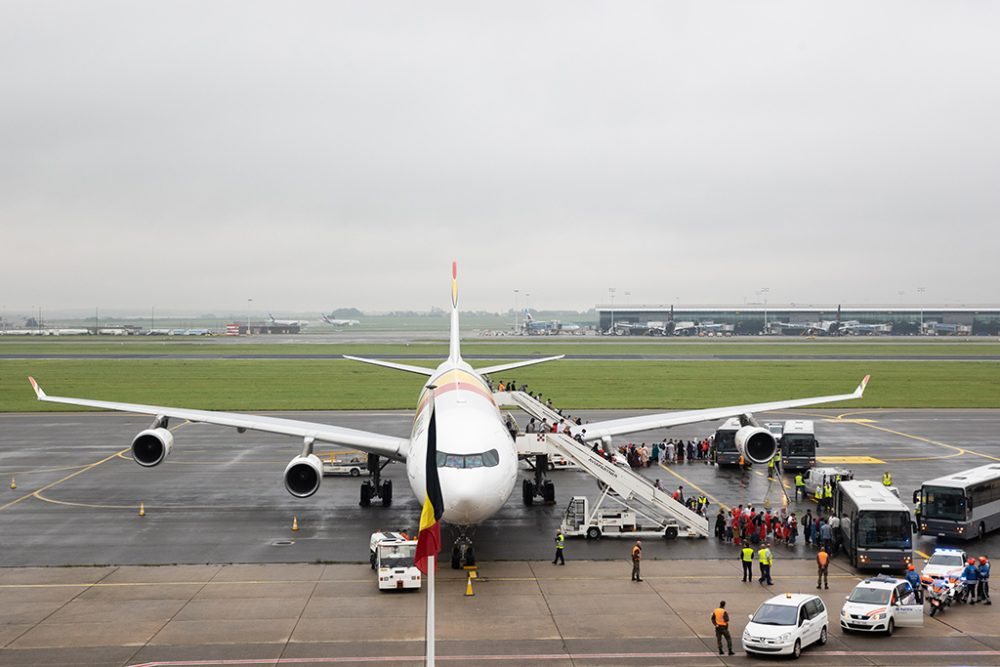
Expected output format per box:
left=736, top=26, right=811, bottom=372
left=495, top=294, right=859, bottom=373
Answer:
left=4, top=353, right=1000, bottom=360
left=2, top=409, right=1000, bottom=567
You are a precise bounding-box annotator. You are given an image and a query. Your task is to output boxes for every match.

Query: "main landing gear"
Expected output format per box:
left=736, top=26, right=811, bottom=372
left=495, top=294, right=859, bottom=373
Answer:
left=522, top=454, right=556, bottom=505
left=359, top=453, right=392, bottom=507
left=451, top=526, right=476, bottom=569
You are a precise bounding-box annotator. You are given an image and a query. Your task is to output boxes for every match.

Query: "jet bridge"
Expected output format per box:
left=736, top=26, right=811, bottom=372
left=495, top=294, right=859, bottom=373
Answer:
left=500, top=391, right=710, bottom=538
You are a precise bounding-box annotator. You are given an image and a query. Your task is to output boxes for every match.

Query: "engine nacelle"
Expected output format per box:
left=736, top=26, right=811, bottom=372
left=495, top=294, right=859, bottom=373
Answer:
left=735, top=425, right=778, bottom=465
left=131, top=428, right=174, bottom=467
left=284, top=454, right=323, bottom=498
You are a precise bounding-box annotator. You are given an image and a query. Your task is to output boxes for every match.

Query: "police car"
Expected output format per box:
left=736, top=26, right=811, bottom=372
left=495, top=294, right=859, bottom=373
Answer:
left=742, top=593, right=828, bottom=659
left=840, top=575, right=923, bottom=635
left=920, top=547, right=967, bottom=588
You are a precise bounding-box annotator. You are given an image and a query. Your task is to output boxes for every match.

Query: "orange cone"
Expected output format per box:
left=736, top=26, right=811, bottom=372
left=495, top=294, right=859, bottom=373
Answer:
left=138, top=502, right=145, bottom=517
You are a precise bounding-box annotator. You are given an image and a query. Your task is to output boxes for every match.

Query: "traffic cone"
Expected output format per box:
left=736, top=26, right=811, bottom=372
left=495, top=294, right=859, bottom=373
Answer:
left=292, top=515, right=299, bottom=532
left=10, top=476, right=15, bottom=490
left=138, top=502, right=145, bottom=517
left=465, top=573, right=475, bottom=597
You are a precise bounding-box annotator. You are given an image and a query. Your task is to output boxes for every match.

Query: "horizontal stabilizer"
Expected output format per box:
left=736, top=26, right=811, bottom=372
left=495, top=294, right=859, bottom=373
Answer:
left=476, top=355, right=565, bottom=376
left=342, top=355, right=436, bottom=376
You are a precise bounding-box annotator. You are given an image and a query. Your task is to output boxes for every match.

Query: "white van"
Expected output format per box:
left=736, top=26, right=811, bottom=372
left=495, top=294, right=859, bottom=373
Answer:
left=742, top=593, right=828, bottom=659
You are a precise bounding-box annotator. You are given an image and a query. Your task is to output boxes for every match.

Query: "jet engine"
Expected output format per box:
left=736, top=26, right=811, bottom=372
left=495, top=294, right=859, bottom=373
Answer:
left=735, top=426, right=778, bottom=465
left=131, top=428, right=174, bottom=467
left=284, top=454, right=323, bottom=498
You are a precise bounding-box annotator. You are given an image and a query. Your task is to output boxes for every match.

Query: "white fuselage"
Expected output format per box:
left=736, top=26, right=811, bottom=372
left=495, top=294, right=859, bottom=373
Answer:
left=404, top=359, right=518, bottom=526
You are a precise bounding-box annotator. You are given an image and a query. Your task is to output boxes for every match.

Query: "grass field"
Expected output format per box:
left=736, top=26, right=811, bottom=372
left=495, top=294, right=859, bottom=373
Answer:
left=2, top=338, right=999, bottom=357
left=3, top=359, right=998, bottom=412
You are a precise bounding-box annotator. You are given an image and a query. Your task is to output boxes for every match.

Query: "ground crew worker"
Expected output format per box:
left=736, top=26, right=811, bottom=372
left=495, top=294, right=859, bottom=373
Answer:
left=758, top=542, right=774, bottom=585
left=815, top=482, right=823, bottom=506
left=552, top=530, right=565, bottom=565
left=740, top=545, right=755, bottom=582
left=767, top=455, right=775, bottom=478
left=978, top=556, right=991, bottom=605
left=883, top=471, right=893, bottom=487
left=631, top=540, right=643, bottom=582
left=823, top=482, right=833, bottom=510
left=914, top=494, right=922, bottom=523
left=772, top=450, right=782, bottom=475
left=711, top=600, right=735, bottom=656
left=794, top=472, right=805, bottom=501
left=698, top=494, right=708, bottom=514
left=816, top=547, right=829, bottom=590
left=905, top=564, right=922, bottom=603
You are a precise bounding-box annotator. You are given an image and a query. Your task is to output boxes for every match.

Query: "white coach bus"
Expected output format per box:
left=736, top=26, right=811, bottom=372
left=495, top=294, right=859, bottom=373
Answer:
left=836, top=480, right=914, bottom=572
left=916, top=464, right=1000, bottom=541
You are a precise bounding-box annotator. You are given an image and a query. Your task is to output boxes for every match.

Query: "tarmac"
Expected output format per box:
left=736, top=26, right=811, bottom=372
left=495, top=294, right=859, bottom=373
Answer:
left=4, top=408, right=1000, bottom=664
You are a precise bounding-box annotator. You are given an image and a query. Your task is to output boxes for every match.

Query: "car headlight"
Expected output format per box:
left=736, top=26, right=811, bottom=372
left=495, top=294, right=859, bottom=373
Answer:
left=743, top=630, right=751, bottom=640
left=875, top=613, right=887, bottom=620
left=778, top=632, right=792, bottom=642
left=840, top=609, right=847, bottom=617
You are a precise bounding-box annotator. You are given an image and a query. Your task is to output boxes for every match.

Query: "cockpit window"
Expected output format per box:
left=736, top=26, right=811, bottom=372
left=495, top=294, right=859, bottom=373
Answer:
left=436, top=449, right=500, bottom=469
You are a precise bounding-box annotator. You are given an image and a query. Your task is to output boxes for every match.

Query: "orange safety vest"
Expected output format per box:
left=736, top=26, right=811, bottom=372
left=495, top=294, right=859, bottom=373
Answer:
left=632, top=545, right=642, bottom=561
left=817, top=551, right=829, bottom=568
left=714, top=608, right=728, bottom=627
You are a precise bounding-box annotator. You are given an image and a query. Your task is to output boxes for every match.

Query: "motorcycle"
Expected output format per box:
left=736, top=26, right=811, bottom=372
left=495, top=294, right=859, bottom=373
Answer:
left=928, top=576, right=963, bottom=616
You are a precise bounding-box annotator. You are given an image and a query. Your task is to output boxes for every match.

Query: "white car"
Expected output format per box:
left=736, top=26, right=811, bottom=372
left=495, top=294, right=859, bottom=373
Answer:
left=920, top=548, right=967, bottom=588
left=840, top=575, right=923, bottom=635
left=322, top=456, right=366, bottom=477
left=742, top=593, right=828, bottom=659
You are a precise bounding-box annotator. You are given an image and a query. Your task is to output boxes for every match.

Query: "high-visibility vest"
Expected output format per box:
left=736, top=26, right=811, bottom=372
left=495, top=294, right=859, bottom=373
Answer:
left=555, top=534, right=565, bottom=549
left=758, top=548, right=772, bottom=565
left=698, top=496, right=708, bottom=507
left=768, top=458, right=774, bottom=469
left=632, top=545, right=641, bottom=561
left=815, top=485, right=823, bottom=500
left=817, top=551, right=829, bottom=568
left=883, top=472, right=892, bottom=486
left=741, top=547, right=754, bottom=562
left=824, top=484, right=833, bottom=498
left=795, top=474, right=805, bottom=488
left=714, top=608, right=728, bottom=627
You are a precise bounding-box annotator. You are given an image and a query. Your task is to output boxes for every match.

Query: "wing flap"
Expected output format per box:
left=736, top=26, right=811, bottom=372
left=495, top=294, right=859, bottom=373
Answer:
left=27, top=377, right=408, bottom=460
left=574, top=375, right=870, bottom=441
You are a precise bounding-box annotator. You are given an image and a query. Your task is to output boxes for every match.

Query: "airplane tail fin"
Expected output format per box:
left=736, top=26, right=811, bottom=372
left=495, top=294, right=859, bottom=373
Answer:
left=448, top=262, right=461, bottom=362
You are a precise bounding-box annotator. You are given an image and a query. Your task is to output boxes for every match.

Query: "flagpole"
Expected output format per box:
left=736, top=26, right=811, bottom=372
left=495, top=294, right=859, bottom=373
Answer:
left=426, top=553, right=435, bottom=666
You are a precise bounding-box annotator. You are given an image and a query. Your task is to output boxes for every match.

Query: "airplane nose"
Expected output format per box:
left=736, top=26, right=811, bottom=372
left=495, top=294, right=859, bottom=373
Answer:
left=441, top=481, right=486, bottom=524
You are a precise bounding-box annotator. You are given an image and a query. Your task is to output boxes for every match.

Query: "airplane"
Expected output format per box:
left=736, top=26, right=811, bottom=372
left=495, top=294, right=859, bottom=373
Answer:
left=771, top=305, right=891, bottom=337
left=522, top=313, right=583, bottom=335
left=26, top=263, right=870, bottom=569
left=321, top=314, right=361, bottom=326
left=269, top=313, right=309, bottom=327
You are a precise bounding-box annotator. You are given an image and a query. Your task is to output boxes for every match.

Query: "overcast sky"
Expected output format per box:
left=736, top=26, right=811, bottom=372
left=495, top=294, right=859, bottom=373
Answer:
left=3, top=1, right=998, bottom=315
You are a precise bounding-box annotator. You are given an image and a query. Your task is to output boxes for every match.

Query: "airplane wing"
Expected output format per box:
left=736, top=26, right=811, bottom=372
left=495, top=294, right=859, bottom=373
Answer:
left=475, top=355, right=565, bottom=376
left=572, top=375, right=870, bottom=442
left=342, top=355, right=435, bottom=376
left=27, top=377, right=408, bottom=460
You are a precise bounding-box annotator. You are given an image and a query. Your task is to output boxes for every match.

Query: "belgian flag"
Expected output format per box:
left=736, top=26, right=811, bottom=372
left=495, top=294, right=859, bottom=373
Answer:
left=414, top=407, right=444, bottom=574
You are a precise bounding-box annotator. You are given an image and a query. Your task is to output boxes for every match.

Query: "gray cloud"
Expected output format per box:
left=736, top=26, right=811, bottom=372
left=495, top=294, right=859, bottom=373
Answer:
left=2, top=1, right=998, bottom=313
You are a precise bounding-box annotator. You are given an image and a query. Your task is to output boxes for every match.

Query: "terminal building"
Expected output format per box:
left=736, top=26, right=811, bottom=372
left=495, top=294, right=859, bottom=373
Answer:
left=595, top=305, right=1000, bottom=336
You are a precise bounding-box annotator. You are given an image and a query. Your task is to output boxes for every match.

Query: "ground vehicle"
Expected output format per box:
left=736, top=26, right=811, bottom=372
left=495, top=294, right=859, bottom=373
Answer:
left=742, top=593, right=828, bottom=659
left=839, top=575, right=923, bottom=635
left=780, top=420, right=818, bottom=471
left=522, top=453, right=576, bottom=471
left=560, top=494, right=680, bottom=540
left=322, top=455, right=365, bottom=477
left=927, top=575, right=963, bottom=616
left=920, top=547, right=967, bottom=587
left=835, top=480, right=914, bottom=571
left=916, top=463, right=1000, bottom=540
left=713, top=418, right=743, bottom=466
left=369, top=532, right=421, bottom=591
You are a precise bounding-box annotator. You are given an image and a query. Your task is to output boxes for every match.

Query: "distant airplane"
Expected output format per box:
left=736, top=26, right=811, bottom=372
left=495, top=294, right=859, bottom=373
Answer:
left=27, top=263, right=869, bottom=569
left=321, top=314, right=361, bottom=326
left=771, top=305, right=890, bottom=336
left=522, top=313, right=582, bottom=335
left=268, top=314, right=309, bottom=327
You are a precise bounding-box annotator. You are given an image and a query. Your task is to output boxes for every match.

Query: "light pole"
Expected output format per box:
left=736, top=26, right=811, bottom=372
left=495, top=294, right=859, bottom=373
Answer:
left=525, top=292, right=531, bottom=318
left=917, top=287, right=926, bottom=332
left=761, top=287, right=770, bottom=335
left=608, top=288, right=616, bottom=333
left=513, top=289, right=519, bottom=333
left=247, top=298, right=252, bottom=335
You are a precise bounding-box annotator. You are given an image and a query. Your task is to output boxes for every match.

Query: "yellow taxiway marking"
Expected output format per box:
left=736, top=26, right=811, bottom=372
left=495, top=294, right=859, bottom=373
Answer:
left=816, top=456, right=885, bottom=464
left=823, top=418, right=876, bottom=424
left=658, top=462, right=729, bottom=511
left=0, top=448, right=129, bottom=513
left=916, top=549, right=931, bottom=560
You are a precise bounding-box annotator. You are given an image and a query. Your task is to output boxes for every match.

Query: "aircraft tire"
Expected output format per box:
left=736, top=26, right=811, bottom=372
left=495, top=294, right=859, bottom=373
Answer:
left=522, top=479, right=534, bottom=506
left=381, top=480, right=393, bottom=507
left=360, top=481, right=372, bottom=507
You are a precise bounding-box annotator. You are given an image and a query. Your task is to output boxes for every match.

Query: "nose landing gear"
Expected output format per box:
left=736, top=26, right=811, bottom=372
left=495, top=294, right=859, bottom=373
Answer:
left=359, top=453, right=393, bottom=507
left=522, top=454, right=556, bottom=505
left=450, top=526, right=477, bottom=569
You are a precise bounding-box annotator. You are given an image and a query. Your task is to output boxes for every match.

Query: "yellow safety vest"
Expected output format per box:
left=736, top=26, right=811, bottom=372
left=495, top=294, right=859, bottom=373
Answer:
left=758, top=548, right=772, bottom=565
left=795, top=474, right=804, bottom=488
left=741, top=547, right=754, bottom=562
left=824, top=484, right=832, bottom=498
left=883, top=473, right=892, bottom=486
left=555, top=534, right=564, bottom=549
left=815, top=485, right=823, bottom=500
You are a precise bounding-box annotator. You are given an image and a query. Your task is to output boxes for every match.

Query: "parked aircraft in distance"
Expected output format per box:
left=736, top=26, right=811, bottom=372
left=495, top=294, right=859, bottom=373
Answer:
left=770, top=306, right=890, bottom=337
left=269, top=313, right=309, bottom=327
left=321, top=314, right=361, bottom=326
left=27, top=263, right=869, bottom=569
left=522, top=313, right=583, bottom=335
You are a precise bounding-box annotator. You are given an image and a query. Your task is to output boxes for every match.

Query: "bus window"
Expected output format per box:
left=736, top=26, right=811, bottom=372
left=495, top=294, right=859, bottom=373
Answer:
left=923, top=486, right=967, bottom=521
left=857, top=511, right=911, bottom=549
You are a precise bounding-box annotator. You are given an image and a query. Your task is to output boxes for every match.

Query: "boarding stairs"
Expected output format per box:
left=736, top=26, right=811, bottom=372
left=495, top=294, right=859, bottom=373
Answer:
left=498, top=391, right=710, bottom=538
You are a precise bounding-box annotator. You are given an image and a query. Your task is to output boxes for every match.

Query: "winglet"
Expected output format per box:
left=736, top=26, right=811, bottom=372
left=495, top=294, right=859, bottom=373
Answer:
left=856, top=374, right=871, bottom=397
left=28, top=376, right=46, bottom=400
